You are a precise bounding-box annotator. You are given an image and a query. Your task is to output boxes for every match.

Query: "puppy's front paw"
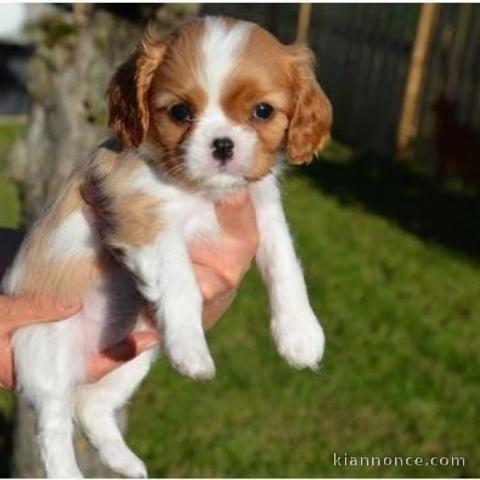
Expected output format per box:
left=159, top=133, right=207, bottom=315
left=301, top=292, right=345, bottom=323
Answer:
left=100, top=444, right=147, bottom=478
left=273, top=313, right=325, bottom=370
left=165, top=328, right=216, bottom=380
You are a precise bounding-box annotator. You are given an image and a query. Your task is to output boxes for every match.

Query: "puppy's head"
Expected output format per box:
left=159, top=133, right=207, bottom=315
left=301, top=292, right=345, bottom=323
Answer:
left=108, top=17, right=332, bottom=192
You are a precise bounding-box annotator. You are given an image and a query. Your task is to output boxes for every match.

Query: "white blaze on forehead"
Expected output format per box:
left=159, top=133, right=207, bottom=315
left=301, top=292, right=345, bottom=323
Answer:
left=199, top=17, right=252, bottom=100
left=183, top=17, right=257, bottom=193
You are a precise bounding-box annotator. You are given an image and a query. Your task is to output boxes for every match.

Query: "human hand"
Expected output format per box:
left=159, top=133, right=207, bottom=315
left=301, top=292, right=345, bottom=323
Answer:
left=190, top=190, right=259, bottom=331
left=0, top=294, right=160, bottom=389
left=0, top=295, right=81, bottom=389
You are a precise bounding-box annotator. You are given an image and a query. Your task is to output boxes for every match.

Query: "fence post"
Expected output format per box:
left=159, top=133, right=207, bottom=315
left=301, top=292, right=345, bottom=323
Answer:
left=296, top=3, right=312, bottom=44
left=395, top=3, right=440, bottom=159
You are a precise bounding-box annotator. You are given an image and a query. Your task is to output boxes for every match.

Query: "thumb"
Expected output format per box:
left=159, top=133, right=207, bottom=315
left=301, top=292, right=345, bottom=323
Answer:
left=0, top=294, right=82, bottom=331
left=87, top=332, right=159, bottom=382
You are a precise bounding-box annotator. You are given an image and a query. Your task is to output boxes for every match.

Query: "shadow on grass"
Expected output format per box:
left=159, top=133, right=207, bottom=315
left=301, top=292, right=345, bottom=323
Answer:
left=301, top=153, right=480, bottom=261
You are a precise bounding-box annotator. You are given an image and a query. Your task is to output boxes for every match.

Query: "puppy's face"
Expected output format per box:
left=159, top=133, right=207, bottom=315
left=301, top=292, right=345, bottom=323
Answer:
left=108, top=17, right=332, bottom=193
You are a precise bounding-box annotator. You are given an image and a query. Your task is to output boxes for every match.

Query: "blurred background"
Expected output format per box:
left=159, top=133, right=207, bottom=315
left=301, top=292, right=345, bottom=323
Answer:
left=0, top=3, right=479, bottom=477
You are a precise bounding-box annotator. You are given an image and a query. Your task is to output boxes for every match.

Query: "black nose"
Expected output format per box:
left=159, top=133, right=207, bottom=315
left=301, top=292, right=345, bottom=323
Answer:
left=212, top=137, right=234, bottom=162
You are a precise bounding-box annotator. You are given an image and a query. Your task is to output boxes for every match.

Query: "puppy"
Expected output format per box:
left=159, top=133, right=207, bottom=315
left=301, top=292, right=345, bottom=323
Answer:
left=2, top=16, right=332, bottom=478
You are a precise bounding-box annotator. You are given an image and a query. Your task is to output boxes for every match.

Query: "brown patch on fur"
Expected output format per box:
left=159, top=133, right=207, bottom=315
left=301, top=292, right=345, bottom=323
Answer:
left=108, top=193, right=162, bottom=248
left=12, top=175, right=104, bottom=299
left=17, top=254, right=104, bottom=299
left=148, top=88, right=204, bottom=185
left=83, top=148, right=163, bottom=250
left=150, top=19, right=206, bottom=107
left=248, top=112, right=290, bottom=181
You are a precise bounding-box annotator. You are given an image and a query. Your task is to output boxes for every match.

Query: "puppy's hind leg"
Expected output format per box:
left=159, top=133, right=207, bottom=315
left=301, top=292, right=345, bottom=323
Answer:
left=75, top=347, right=157, bottom=478
left=36, top=396, right=82, bottom=478
left=13, top=317, right=86, bottom=478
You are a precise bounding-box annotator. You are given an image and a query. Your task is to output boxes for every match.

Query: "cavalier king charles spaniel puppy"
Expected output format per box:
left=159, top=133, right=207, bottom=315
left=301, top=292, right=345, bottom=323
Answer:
left=2, top=16, right=332, bottom=478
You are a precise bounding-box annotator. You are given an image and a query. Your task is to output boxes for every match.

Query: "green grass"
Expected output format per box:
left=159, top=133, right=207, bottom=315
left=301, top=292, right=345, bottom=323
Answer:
left=0, top=136, right=478, bottom=476
left=0, top=121, right=23, bottom=229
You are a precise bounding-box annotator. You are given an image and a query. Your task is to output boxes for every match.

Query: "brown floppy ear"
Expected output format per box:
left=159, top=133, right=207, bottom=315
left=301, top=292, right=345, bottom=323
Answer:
left=107, top=32, right=167, bottom=148
left=286, top=46, right=333, bottom=165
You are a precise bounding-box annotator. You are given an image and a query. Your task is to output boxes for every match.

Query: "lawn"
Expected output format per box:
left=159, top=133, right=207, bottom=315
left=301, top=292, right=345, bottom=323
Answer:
left=0, top=121, right=22, bottom=229
left=0, top=125, right=479, bottom=476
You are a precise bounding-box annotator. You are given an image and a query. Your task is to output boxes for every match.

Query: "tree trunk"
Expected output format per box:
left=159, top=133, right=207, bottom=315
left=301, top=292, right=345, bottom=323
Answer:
left=5, top=7, right=142, bottom=224
left=5, top=5, right=197, bottom=477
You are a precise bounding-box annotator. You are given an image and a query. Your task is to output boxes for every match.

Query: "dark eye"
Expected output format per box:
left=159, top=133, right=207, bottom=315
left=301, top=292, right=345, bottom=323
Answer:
left=253, top=103, right=274, bottom=121
left=169, top=103, right=193, bottom=123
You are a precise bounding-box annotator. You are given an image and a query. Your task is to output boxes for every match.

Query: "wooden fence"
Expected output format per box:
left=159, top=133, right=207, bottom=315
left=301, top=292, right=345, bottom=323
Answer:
left=416, top=4, right=480, bottom=167
left=201, top=3, right=480, bottom=163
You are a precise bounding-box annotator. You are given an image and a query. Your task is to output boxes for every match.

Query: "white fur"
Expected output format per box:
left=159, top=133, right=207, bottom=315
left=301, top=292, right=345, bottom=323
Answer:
left=12, top=309, right=87, bottom=478
left=3, top=17, right=325, bottom=478
left=75, top=347, right=155, bottom=478
left=185, top=18, right=258, bottom=192
left=123, top=227, right=215, bottom=380
left=199, top=17, right=252, bottom=101
left=252, top=176, right=325, bottom=369
left=50, top=209, right=96, bottom=259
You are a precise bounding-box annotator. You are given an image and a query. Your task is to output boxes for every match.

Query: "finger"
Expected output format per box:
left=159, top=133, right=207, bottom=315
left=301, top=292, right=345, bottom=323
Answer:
left=87, top=331, right=159, bottom=382
left=0, top=336, right=14, bottom=390
left=0, top=295, right=82, bottom=332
